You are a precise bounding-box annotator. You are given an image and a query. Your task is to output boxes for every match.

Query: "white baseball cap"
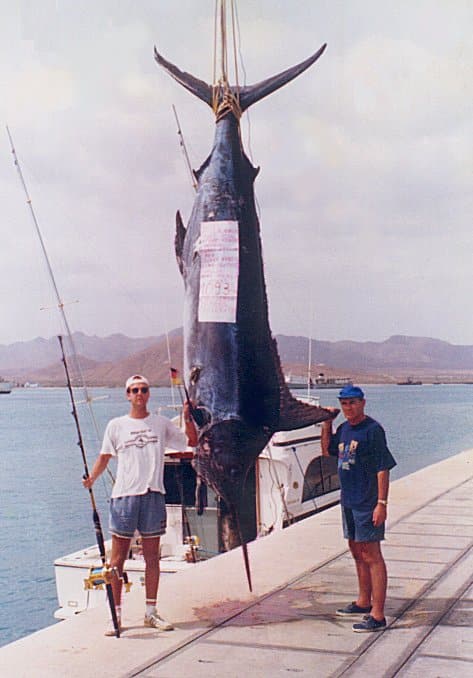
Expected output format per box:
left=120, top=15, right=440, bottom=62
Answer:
left=125, top=374, right=150, bottom=390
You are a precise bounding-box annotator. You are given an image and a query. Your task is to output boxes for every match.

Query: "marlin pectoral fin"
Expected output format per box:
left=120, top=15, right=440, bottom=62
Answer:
left=278, top=392, right=339, bottom=431
left=239, top=43, right=327, bottom=111
left=175, top=210, right=186, bottom=275
left=269, top=336, right=338, bottom=431
left=154, top=47, right=213, bottom=107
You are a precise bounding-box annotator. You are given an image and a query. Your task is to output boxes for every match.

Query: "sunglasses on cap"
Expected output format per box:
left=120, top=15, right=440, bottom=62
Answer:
left=128, top=386, right=149, bottom=394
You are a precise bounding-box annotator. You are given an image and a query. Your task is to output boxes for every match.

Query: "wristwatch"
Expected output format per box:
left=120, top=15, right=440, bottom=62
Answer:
left=377, top=499, right=388, bottom=506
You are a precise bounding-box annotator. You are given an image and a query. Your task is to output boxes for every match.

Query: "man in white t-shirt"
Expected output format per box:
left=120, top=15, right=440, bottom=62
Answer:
left=83, top=374, right=197, bottom=635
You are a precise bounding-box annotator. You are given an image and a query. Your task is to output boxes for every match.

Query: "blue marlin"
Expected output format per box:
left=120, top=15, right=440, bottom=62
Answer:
left=154, top=43, right=336, bottom=563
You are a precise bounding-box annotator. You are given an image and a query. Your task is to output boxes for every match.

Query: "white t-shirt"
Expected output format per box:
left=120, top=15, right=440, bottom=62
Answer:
left=100, top=413, right=187, bottom=498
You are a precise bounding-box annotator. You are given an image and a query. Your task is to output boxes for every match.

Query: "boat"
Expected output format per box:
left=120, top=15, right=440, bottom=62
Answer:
left=0, top=378, right=12, bottom=394
left=284, top=374, right=313, bottom=389
left=397, top=377, right=423, bottom=386
left=313, top=373, right=352, bottom=390
left=53, top=397, right=340, bottom=619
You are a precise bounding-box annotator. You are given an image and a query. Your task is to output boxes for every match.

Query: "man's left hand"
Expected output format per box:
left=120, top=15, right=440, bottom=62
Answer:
left=372, top=503, right=387, bottom=527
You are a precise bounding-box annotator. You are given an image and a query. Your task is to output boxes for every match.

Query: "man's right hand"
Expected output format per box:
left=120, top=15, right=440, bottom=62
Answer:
left=322, top=407, right=339, bottom=426
left=321, top=409, right=337, bottom=456
left=82, top=475, right=94, bottom=489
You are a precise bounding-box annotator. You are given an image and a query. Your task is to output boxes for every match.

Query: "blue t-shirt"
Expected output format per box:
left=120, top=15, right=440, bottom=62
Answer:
left=329, top=416, right=396, bottom=510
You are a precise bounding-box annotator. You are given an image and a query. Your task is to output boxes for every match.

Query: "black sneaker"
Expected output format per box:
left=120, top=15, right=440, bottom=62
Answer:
left=352, top=615, right=386, bottom=633
left=336, top=602, right=372, bottom=617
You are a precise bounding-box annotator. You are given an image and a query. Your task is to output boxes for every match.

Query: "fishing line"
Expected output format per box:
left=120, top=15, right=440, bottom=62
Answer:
left=162, top=301, right=179, bottom=409
left=233, top=0, right=255, bottom=165
left=6, top=128, right=116, bottom=495
left=6, top=127, right=105, bottom=446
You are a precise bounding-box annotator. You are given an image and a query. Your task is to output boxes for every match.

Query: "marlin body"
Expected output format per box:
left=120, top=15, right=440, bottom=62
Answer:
left=155, top=44, right=336, bottom=550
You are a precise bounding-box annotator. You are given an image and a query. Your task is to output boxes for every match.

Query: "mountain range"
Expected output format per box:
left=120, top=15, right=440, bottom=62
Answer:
left=3, top=331, right=473, bottom=386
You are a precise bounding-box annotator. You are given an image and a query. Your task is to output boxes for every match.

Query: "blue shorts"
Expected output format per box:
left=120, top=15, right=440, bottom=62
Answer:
left=109, top=490, right=167, bottom=539
left=341, top=505, right=385, bottom=542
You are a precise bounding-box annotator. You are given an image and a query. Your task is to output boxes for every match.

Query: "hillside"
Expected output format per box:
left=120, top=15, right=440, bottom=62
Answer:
left=4, top=331, right=473, bottom=386
left=0, top=331, right=162, bottom=371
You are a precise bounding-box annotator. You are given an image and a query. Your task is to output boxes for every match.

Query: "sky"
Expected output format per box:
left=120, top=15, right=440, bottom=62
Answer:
left=0, top=0, right=471, bottom=346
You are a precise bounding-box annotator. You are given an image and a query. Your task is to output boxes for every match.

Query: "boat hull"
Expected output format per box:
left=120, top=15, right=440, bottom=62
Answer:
left=53, top=411, right=340, bottom=619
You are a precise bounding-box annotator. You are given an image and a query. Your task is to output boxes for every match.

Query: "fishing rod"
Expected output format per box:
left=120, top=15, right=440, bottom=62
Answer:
left=172, top=104, right=197, bottom=193
left=6, top=126, right=105, bottom=449
left=169, top=366, right=201, bottom=563
left=58, top=335, right=121, bottom=637
left=7, top=127, right=121, bottom=634
left=170, top=367, right=206, bottom=428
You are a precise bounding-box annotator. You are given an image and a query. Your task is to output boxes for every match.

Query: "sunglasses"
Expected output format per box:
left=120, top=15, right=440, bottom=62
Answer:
left=128, top=386, right=149, bottom=394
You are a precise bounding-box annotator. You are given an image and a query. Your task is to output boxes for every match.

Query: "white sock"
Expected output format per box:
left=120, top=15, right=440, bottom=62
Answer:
left=114, top=605, right=122, bottom=622
left=146, top=601, right=156, bottom=617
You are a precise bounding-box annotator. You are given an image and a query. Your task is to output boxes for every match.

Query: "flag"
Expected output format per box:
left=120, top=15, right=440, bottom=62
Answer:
left=170, top=367, right=182, bottom=386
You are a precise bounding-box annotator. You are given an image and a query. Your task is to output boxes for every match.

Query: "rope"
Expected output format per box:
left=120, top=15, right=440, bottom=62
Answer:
left=213, top=0, right=218, bottom=88
left=212, top=84, right=242, bottom=121
left=211, top=0, right=241, bottom=121
left=220, top=0, right=227, bottom=81
left=230, top=0, right=239, bottom=94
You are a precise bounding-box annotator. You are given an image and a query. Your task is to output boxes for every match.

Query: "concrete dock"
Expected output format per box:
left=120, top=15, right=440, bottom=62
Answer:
left=2, top=448, right=473, bottom=677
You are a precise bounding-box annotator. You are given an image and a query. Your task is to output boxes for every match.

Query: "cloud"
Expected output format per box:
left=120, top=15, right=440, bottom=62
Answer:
left=0, top=1, right=471, bottom=346
left=341, top=36, right=472, bottom=135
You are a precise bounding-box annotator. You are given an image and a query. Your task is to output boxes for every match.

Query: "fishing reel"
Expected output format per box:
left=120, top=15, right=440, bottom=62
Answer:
left=184, top=535, right=200, bottom=562
left=83, top=565, right=132, bottom=592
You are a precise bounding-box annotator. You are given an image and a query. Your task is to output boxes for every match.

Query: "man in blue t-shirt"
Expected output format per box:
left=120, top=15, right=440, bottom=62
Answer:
left=321, top=385, right=396, bottom=633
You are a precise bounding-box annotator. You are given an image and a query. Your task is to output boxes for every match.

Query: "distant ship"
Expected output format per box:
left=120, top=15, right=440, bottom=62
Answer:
left=284, top=374, right=312, bottom=389
left=0, top=378, right=12, bottom=394
left=314, top=373, right=353, bottom=390
left=397, top=377, right=422, bottom=386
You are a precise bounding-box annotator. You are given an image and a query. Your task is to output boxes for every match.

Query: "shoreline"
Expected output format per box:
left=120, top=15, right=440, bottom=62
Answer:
left=2, top=447, right=473, bottom=675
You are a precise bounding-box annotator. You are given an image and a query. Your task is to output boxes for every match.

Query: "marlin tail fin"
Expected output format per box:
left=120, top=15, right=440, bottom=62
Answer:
left=154, top=44, right=327, bottom=113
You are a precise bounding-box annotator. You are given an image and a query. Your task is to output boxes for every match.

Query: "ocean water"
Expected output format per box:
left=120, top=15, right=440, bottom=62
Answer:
left=1, top=383, right=473, bottom=647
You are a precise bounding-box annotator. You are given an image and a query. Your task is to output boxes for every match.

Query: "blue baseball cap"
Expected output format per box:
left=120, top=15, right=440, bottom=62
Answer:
left=338, top=384, right=365, bottom=400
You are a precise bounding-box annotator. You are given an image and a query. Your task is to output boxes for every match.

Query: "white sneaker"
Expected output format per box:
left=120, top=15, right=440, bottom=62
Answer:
left=104, top=619, right=122, bottom=637
left=144, top=611, right=174, bottom=631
